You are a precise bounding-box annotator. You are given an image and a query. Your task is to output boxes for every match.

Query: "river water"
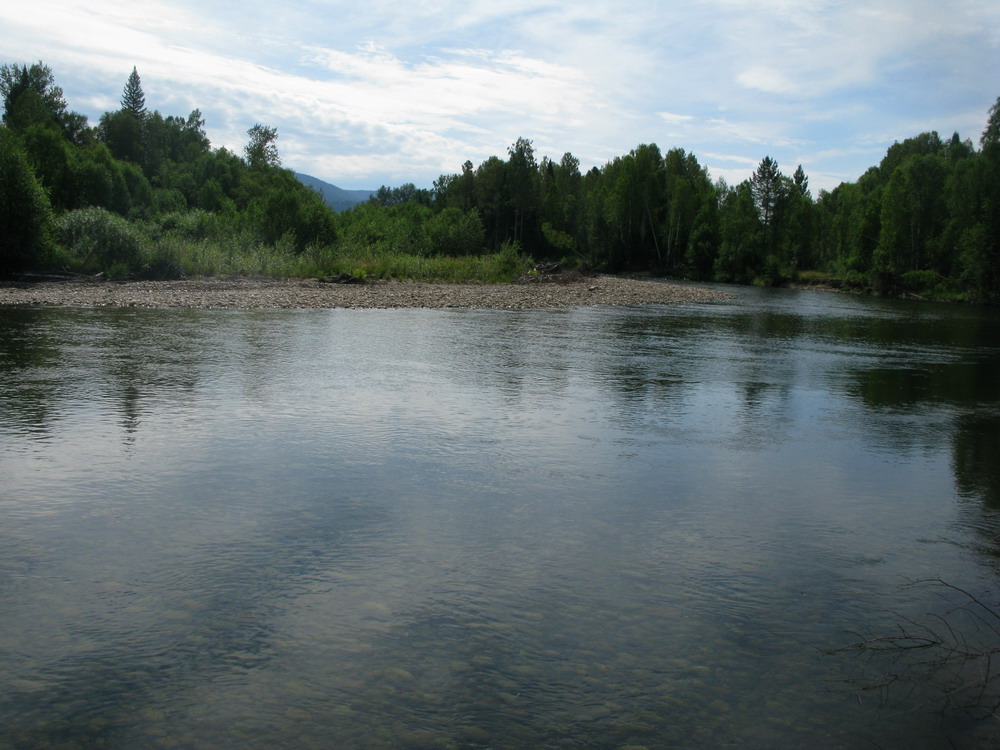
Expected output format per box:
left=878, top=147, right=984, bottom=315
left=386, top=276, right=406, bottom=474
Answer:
left=2, top=286, right=999, bottom=749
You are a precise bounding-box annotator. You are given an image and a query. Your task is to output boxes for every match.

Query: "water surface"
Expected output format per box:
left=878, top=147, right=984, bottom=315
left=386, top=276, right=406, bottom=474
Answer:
left=2, top=287, right=999, bottom=748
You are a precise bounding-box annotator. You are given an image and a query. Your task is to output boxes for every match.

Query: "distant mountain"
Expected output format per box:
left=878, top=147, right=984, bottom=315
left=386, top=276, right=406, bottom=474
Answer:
left=294, top=172, right=374, bottom=212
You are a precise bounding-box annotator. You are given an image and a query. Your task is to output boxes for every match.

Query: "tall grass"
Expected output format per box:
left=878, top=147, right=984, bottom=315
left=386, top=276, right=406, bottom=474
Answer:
left=59, top=209, right=534, bottom=283
left=298, top=239, right=531, bottom=283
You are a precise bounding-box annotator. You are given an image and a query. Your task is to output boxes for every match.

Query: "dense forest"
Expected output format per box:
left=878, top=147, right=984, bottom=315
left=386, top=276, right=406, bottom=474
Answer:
left=2, top=61, right=999, bottom=301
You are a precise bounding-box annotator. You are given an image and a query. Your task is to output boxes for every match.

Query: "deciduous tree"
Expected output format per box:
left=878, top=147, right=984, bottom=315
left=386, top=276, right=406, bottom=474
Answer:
left=244, top=123, right=280, bottom=169
left=0, top=62, right=67, bottom=126
left=980, top=96, right=1000, bottom=150
left=0, top=128, right=54, bottom=274
left=506, top=137, right=538, bottom=244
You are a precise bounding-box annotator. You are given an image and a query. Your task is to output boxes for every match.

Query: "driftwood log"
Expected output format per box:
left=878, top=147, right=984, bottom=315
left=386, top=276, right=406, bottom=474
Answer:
left=317, top=273, right=365, bottom=284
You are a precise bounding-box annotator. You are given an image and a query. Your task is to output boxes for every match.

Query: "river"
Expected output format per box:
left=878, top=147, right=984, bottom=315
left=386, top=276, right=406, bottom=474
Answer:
left=2, top=286, right=999, bottom=748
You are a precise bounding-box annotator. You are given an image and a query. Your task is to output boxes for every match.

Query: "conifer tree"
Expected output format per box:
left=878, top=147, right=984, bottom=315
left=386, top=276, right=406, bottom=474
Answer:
left=793, top=165, right=810, bottom=198
left=121, top=67, right=146, bottom=119
left=750, top=156, right=782, bottom=228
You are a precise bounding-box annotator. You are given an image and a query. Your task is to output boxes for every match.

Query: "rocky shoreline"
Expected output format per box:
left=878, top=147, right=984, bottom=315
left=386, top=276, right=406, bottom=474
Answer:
left=0, top=276, right=734, bottom=310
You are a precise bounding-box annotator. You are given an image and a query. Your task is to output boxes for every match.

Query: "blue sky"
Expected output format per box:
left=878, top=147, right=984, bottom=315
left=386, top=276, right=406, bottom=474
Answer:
left=3, top=1, right=999, bottom=193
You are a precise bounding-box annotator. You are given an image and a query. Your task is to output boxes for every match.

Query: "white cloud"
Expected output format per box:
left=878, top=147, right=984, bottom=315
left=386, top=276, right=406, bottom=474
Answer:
left=736, top=67, right=799, bottom=96
left=701, top=152, right=761, bottom=168
left=2, top=0, right=999, bottom=190
left=657, top=111, right=807, bottom=152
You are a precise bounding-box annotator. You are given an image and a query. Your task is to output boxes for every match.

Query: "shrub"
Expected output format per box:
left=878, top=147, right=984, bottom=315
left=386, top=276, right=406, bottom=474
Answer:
left=427, top=207, right=486, bottom=256
left=58, top=206, right=147, bottom=273
left=900, top=269, right=944, bottom=293
left=152, top=187, right=187, bottom=215
left=156, top=209, right=218, bottom=240
left=142, top=238, right=184, bottom=279
left=494, top=239, right=531, bottom=281
left=541, top=221, right=575, bottom=255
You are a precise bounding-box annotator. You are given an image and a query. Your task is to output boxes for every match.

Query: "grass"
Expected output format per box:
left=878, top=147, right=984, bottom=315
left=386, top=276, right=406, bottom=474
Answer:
left=297, top=247, right=533, bottom=284
left=139, top=236, right=534, bottom=284
left=796, top=269, right=844, bottom=285
left=51, top=207, right=535, bottom=284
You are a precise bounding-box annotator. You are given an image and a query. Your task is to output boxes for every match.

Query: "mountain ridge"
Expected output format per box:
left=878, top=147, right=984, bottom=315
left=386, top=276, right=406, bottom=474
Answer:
left=294, top=172, right=374, bottom=212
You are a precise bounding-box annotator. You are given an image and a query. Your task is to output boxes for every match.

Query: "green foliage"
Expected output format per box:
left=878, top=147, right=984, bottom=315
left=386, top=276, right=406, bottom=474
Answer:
left=495, top=239, right=527, bottom=278
left=152, top=187, right=187, bottom=215
left=714, top=182, right=761, bottom=283
left=58, top=207, right=147, bottom=273
left=3, top=86, right=56, bottom=132
left=372, top=183, right=432, bottom=207
left=150, top=230, right=307, bottom=278
left=154, top=209, right=218, bottom=240
left=750, top=156, right=782, bottom=228
left=142, top=110, right=210, bottom=178
left=426, top=207, right=486, bottom=256
left=244, top=123, right=280, bottom=169
left=243, top=172, right=336, bottom=251
left=337, top=201, right=433, bottom=256
left=538, top=152, right=582, bottom=258
left=663, top=148, right=715, bottom=271
left=602, top=143, right=666, bottom=269
left=4, top=59, right=1000, bottom=299
left=72, top=145, right=116, bottom=211
left=142, top=241, right=184, bottom=280
left=684, top=205, right=719, bottom=280
left=20, top=122, right=77, bottom=210
left=506, top=137, right=539, bottom=246
left=120, top=67, right=146, bottom=119
left=1, top=62, right=75, bottom=136
left=541, top=221, right=575, bottom=254
left=0, top=127, right=55, bottom=274
left=98, top=109, right=145, bottom=164
left=900, top=269, right=946, bottom=294
left=302, top=245, right=532, bottom=284
left=874, top=152, right=948, bottom=280
left=982, top=97, right=1000, bottom=149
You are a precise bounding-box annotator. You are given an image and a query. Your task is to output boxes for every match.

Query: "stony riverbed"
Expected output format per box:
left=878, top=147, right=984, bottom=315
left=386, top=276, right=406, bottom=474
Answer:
left=0, top=276, right=733, bottom=310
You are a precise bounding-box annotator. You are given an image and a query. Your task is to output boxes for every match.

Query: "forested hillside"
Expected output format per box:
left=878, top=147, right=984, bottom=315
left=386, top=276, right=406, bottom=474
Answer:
left=2, top=61, right=998, bottom=300
left=294, top=173, right=373, bottom=212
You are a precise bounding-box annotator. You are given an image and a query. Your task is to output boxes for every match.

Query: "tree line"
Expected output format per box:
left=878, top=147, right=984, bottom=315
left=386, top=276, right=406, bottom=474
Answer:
left=2, top=60, right=999, bottom=300
left=424, top=119, right=1000, bottom=300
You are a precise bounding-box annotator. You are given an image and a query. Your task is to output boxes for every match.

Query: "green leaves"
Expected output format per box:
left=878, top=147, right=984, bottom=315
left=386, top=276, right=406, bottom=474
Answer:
left=750, top=155, right=782, bottom=228
left=0, top=128, right=54, bottom=274
left=244, top=123, right=280, bottom=169
left=57, top=207, right=147, bottom=272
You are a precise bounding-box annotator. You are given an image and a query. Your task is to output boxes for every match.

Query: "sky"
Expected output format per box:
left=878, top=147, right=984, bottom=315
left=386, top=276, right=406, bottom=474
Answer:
left=3, top=0, right=999, bottom=193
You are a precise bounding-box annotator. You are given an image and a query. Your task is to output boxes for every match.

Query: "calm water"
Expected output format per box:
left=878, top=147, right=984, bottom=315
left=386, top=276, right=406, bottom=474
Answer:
left=2, top=287, right=1000, bottom=749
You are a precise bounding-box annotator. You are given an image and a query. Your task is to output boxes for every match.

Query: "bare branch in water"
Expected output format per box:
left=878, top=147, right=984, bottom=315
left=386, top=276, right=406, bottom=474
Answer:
left=830, top=577, right=1000, bottom=724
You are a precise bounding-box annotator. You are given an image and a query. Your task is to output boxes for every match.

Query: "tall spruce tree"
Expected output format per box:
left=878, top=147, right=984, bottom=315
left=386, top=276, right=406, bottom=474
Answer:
left=793, top=165, right=810, bottom=198
left=750, top=156, right=782, bottom=228
left=121, top=67, right=146, bottom=119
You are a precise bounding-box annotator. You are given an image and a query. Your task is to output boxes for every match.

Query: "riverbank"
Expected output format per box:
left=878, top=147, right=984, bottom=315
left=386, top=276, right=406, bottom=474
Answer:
left=0, top=276, right=733, bottom=310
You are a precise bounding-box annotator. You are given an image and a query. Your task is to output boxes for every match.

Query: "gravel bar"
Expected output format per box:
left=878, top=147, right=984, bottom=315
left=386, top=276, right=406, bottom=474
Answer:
left=0, top=276, right=734, bottom=310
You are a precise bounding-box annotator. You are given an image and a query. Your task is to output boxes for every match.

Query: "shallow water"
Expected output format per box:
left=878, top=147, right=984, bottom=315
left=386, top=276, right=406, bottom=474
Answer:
left=2, top=287, right=1000, bottom=748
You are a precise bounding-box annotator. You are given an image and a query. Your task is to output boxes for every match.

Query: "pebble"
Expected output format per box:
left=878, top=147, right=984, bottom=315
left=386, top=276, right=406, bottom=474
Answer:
left=0, top=277, right=734, bottom=310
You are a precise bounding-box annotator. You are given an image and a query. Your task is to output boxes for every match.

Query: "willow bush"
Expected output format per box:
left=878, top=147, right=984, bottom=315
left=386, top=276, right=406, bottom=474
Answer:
left=57, top=206, right=146, bottom=277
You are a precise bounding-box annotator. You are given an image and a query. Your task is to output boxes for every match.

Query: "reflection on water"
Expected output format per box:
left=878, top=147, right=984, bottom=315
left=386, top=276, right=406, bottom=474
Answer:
left=2, top=288, right=1000, bottom=748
